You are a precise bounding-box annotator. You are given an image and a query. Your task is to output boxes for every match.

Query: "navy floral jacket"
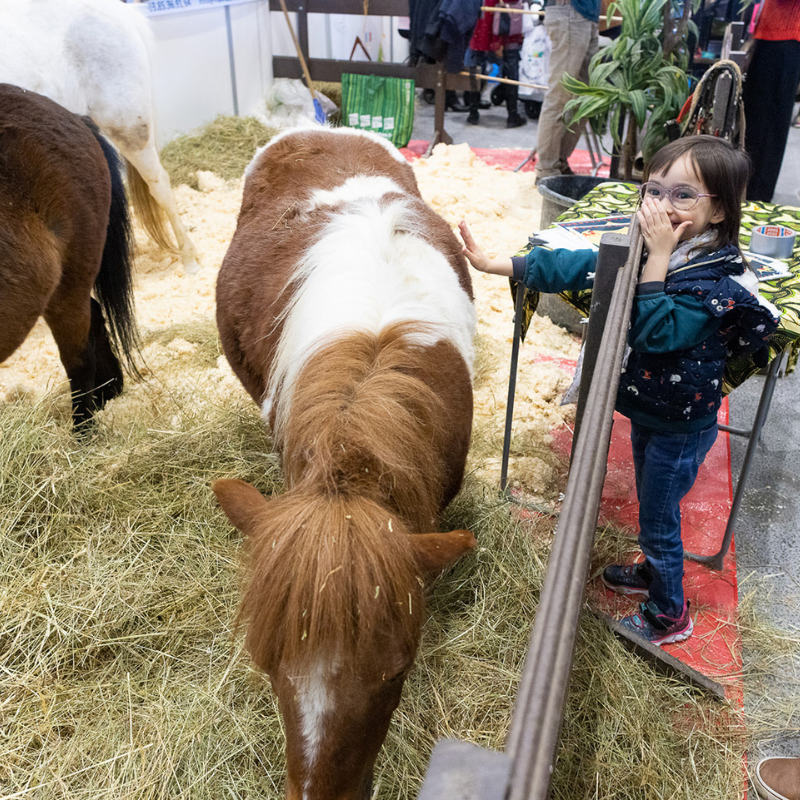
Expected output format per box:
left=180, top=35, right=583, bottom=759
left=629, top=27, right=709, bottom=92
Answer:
left=616, top=245, right=780, bottom=432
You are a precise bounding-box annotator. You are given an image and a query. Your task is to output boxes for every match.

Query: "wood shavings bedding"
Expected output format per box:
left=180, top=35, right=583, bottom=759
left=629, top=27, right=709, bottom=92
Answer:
left=0, top=143, right=580, bottom=500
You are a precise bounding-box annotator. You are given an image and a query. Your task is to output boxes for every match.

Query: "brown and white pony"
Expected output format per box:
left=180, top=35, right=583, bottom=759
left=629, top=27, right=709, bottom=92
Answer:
left=214, top=127, right=477, bottom=800
left=0, top=84, right=139, bottom=428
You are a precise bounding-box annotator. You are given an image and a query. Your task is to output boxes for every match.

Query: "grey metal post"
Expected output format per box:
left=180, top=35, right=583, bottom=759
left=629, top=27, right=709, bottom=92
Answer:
left=225, top=4, right=240, bottom=116
left=500, top=285, right=527, bottom=493
left=572, top=232, right=631, bottom=452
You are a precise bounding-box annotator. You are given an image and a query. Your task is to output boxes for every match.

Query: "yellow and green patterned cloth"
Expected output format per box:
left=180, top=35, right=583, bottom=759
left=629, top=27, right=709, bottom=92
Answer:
left=512, top=182, right=800, bottom=393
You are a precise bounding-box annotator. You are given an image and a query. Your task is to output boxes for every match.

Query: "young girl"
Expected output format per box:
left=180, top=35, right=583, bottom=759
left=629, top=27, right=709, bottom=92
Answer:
left=459, top=135, right=780, bottom=645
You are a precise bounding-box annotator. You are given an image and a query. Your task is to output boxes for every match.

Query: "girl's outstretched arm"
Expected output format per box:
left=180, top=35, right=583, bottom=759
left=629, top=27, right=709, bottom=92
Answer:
left=458, top=220, right=514, bottom=277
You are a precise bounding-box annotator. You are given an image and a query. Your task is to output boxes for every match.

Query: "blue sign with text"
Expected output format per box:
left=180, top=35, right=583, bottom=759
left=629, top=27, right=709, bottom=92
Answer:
left=139, top=0, right=255, bottom=15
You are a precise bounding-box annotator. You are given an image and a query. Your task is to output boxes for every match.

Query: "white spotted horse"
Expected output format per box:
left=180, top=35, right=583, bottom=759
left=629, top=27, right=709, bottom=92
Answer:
left=0, top=84, right=139, bottom=427
left=214, top=127, right=478, bottom=799
left=0, top=0, right=201, bottom=273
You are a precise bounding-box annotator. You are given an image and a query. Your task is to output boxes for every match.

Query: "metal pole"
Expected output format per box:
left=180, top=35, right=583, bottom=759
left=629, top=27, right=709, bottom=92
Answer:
left=572, top=232, right=630, bottom=452
left=225, top=5, right=240, bottom=116
left=500, top=284, right=527, bottom=493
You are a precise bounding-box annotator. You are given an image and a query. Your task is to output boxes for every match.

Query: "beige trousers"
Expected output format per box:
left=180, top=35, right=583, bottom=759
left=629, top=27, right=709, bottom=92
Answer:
left=535, top=3, right=598, bottom=178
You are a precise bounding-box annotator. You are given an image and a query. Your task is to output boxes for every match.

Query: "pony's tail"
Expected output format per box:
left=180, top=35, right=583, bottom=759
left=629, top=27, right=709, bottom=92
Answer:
left=85, top=120, right=142, bottom=378
left=125, top=158, right=178, bottom=255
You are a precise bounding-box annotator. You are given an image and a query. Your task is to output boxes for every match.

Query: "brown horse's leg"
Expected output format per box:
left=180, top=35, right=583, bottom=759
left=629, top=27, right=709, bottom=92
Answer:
left=0, top=223, right=59, bottom=364
left=0, top=302, right=48, bottom=365
left=44, top=294, right=122, bottom=428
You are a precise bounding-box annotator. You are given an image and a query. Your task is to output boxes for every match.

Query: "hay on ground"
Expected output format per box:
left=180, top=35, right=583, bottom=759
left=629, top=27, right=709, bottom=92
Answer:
left=159, top=115, right=278, bottom=190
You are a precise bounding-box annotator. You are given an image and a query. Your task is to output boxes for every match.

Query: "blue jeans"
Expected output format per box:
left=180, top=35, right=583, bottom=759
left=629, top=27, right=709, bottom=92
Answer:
left=630, top=422, right=718, bottom=617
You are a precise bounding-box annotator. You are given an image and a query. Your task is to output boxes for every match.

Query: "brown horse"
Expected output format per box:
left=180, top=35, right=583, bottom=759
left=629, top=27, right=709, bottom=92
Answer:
left=0, top=84, right=139, bottom=427
left=214, top=127, right=477, bottom=800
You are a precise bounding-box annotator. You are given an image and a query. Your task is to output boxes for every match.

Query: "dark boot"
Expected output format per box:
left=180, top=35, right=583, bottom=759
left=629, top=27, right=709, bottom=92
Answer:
left=505, top=84, right=527, bottom=128
left=445, top=90, right=469, bottom=112
left=503, top=47, right=526, bottom=128
left=465, top=91, right=481, bottom=125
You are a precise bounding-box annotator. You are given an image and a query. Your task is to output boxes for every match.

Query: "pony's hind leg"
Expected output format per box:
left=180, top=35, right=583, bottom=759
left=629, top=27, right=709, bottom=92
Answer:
left=85, top=298, right=124, bottom=409
left=45, top=298, right=123, bottom=428
left=124, top=144, right=201, bottom=274
left=0, top=221, right=60, bottom=365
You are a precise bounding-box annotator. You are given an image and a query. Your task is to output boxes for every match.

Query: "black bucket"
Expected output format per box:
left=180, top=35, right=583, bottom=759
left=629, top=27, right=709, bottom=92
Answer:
left=537, top=175, right=613, bottom=229
left=535, top=175, right=613, bottom=333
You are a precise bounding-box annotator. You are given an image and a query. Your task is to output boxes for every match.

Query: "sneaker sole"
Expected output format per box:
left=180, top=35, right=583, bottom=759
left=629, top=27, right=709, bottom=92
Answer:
left=601, top=576, right=650, bottom=598
left=652, top=617, right=693, bottom=647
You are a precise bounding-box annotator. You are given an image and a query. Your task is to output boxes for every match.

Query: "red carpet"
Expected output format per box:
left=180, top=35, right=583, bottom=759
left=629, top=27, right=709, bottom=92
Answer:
left=552, top=402, right=743, bottom=697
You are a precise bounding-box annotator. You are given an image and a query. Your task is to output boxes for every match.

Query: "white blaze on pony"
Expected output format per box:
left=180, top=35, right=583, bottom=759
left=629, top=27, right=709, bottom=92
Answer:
left=214, top=127, right=477, bottom=800
left=0, top=0, right=200, bottom=273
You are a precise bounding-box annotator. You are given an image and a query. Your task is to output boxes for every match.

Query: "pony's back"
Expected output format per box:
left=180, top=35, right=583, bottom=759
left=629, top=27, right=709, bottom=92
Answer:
left=218, top=128, right=476, bottom=424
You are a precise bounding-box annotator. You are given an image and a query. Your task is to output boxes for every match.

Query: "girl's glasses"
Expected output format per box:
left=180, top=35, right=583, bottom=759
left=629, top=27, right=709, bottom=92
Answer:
left=638, top=181, right=716, bottom=210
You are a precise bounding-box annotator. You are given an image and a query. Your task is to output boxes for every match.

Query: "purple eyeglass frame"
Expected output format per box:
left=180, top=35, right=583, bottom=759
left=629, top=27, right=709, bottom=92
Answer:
left=638, top=181, right=717, bottom=209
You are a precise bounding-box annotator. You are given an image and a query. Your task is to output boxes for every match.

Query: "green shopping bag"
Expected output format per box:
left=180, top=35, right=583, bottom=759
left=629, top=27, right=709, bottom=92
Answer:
left=341, top=73, right=415, bottom=148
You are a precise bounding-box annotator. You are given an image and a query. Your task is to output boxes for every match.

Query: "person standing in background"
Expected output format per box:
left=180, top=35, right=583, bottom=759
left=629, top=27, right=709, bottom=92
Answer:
left=742, top=0, right=800, bottom=203
left=535, top=0, right=600, bottom=181
left=465, top=0, right=528, bottom=128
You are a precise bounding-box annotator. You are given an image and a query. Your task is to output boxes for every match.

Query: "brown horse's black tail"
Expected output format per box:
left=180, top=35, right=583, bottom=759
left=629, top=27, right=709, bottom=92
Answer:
left=84, top=118, right=141, bottom=379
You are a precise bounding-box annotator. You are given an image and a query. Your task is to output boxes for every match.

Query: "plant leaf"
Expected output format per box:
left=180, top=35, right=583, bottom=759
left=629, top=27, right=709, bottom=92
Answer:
left=628, top=89, right=648, bottom=129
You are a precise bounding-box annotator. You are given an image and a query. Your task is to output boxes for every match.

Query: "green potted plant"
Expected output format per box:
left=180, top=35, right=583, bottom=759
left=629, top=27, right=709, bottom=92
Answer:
left=562, top=0, right=693, bottom=181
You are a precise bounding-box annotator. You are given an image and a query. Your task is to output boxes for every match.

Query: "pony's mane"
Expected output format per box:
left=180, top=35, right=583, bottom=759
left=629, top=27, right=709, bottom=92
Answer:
left=282, top=324, right=448, bottom=531
left=241, top=491, right=423, bottom=672
left=241, top=324, right=452, bottom=672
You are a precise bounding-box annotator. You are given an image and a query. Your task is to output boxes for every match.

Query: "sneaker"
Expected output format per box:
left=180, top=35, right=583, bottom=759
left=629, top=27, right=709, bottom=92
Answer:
left=602, top=562, right=651, bottom=597
left=754, top=756, right=800, bottom=800
left=619, top=600, right=693, bottom=646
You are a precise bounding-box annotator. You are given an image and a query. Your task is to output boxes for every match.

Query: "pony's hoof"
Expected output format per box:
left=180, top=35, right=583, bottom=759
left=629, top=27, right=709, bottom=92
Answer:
left=182, top=256, right=202, bottom=274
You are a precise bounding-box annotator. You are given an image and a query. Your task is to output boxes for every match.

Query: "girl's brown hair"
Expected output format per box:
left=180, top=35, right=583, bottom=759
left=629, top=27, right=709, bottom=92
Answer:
left=643, top=135, right=751, bottom=251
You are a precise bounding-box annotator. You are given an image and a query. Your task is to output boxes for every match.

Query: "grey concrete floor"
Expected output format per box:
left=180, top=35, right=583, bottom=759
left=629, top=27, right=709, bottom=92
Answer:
left=411, top=94, right=800, bottom=778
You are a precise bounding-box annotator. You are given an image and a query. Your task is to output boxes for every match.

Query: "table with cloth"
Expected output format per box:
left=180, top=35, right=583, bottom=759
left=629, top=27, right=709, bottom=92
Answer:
left=511, top=182, right=800, bottom=391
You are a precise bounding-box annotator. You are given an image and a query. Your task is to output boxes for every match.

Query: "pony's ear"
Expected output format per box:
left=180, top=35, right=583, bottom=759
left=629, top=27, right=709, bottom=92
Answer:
left=408, top=530, right=476, bottom=575
left=212, top=479, right=269, bottom=535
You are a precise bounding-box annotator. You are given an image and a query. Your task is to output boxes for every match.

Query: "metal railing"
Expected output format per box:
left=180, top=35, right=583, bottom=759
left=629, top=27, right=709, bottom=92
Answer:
left=419, top=222, right=643, bottom=800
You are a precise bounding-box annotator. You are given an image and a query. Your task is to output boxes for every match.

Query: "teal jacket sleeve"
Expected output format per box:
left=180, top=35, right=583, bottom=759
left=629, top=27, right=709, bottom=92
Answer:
left=629, top=288, right=720, bottom=353
left=518, top=247, right=598, bottom=293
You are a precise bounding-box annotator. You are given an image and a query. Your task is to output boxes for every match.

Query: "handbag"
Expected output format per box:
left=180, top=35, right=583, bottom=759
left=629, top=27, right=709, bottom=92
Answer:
left=492, top=1, right=525, bottom=38
left=341, top=73, right=416, bottom=149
